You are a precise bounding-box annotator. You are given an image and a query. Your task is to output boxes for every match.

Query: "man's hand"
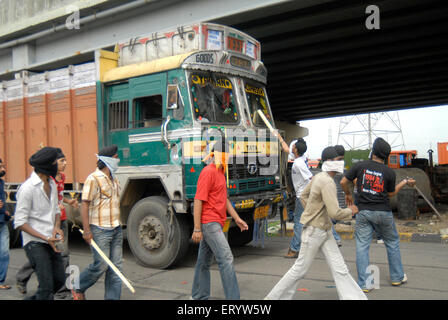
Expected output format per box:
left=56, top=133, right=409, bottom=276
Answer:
left=348, top=205, right=359, bottom=216
left=345, top=194, right=354, bottom=206
left=405, top=178, right=416, bottom=187
left=191, top=230, right=203, bottom=244
left=68, top=198, right=79, bottom=209
left=5, top=210, right=10, bottom=217
left=0, top=200, right=3, bottom=209
left=47, top=235, right=62, bottom=253
left=52, top=227, right=64, bottom=243
left=82, top=229, right=93, bottom=245
left=235, top=218, right=249, bottom=232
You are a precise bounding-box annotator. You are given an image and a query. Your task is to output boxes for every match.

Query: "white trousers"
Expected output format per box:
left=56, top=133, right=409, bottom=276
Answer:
left=266, top=226, right=367, bottom=300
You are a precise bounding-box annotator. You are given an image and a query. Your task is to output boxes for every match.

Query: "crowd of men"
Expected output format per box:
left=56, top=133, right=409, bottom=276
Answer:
left=0, top=133, right=415, bottom=300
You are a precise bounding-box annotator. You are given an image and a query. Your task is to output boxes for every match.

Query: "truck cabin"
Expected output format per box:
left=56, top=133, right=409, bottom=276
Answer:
left=388, top=150, right=417, bottom=169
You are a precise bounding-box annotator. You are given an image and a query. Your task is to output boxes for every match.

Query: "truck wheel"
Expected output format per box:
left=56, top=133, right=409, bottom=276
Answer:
left=127, top=196, right=190, bottom=269
left=227, top=222, right=254, bottom=247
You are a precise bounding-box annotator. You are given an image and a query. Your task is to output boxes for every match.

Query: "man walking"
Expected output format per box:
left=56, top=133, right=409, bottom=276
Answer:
left=265, top=146, right=366, bottom=300
left=284, top=139, right=312, bottom=258
left=341, top=137, right=415, bottom=292
left=72, top=145, right=122, bottom=300
left=16, top=148, right=77, bottom=298
left=191, top=139, right=249, bottom=300
left=0, top=158, right=12, bottom=290
left=14, top=147, right=66, bottom=300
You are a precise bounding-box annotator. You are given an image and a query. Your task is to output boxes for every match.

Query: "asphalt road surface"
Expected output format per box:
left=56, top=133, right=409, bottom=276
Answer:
left=1, top=230, right=448, bottom=300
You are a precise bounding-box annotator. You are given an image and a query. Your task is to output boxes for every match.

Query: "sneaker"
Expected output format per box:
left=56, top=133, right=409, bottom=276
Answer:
left=284, top=248, right=299, bottom=259
left=377, top=239, right=384, bottom=244
left=337, top=240, right=342, bottom=247
left=362, top=288, right=372, bottom=293
left=16, top=281, right=27, bottom=295
left=391, top=274, right=407, bottom=286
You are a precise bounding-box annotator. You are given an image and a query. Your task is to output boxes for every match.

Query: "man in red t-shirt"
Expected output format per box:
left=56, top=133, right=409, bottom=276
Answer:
left=191, top=139, right=248, bottom=300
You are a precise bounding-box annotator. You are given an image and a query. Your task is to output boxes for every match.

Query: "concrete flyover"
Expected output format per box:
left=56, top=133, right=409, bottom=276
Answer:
left=1, top=0, right=448, bottom=122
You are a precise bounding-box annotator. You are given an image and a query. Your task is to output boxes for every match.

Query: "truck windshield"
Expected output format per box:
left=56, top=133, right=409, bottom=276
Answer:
left=189, top=72, right=239, bottom=124
left=244, top=80, right=274, bottom=128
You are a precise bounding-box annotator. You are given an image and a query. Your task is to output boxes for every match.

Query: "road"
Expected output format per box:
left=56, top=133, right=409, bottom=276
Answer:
left=1, top=230, right=448, bottom=300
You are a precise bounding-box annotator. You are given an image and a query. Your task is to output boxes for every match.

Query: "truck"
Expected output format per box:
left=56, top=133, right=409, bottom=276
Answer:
left=0, top=23, right=287, bottom=268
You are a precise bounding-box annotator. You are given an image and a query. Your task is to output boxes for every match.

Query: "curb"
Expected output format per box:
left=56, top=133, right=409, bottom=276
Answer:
left=276, top=229, right=448, bottom=244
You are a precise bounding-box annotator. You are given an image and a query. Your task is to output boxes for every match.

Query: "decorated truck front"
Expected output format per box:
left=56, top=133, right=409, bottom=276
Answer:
left=97, top=23, right=287, bottom=268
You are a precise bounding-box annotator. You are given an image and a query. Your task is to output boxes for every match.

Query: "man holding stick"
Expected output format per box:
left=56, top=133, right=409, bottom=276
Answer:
left=14, top=147, right=66, bottom=300
left=73, top=145, right=123, bottom=300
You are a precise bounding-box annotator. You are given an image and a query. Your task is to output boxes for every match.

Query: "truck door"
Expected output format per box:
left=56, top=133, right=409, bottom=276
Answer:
left=127, top=73, right=170, bottom=166
left=105, top=82, right=131, bottom=165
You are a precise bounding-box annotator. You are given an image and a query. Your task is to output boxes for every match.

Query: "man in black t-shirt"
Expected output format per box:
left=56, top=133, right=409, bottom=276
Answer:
left=341, top=137, right=415, bottom=293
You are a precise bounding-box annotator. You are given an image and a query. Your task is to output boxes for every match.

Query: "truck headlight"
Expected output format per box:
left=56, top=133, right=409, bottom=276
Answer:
left=275, top=175, right=280, bottom=184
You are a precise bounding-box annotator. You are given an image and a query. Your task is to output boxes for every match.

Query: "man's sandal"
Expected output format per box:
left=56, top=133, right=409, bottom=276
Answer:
left=0, top=284, right=11, bottom=290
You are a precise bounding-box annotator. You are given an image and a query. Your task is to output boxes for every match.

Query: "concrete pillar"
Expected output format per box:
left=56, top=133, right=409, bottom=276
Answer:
left=12, top=43, right=35, bottom=70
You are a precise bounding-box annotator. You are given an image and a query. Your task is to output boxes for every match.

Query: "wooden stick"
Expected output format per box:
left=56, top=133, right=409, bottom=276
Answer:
left=257, top=110, right=275, bottom=133
left=79, top=229, right=136, bottom=294
left=414, top=185, right=444, bottom=221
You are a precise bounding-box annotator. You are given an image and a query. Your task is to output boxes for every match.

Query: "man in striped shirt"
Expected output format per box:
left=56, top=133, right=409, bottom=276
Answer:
left=73, top=145, right=122, bottom=300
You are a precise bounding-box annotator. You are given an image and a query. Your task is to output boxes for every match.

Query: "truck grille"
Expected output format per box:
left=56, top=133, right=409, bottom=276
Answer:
left=227, top=161, right=278, bottom=180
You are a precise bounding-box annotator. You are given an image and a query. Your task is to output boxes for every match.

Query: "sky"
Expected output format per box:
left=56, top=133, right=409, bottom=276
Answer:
left=299, top=105, right=448, bottom=163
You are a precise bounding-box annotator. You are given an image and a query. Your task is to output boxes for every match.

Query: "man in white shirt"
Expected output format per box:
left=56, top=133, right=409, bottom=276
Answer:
left=285, top=139, right=313, bottom=258
left=14, top=147, right=65, bottom=300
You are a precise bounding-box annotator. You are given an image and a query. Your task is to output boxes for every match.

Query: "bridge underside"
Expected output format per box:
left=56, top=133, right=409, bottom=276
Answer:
left=1, top=0, right=447, bottom=122
left=215, top=0, right=448, bottom=122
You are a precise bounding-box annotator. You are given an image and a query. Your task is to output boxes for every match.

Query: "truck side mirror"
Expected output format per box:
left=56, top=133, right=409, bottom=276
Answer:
left=167, top=84, right=178, bottom=109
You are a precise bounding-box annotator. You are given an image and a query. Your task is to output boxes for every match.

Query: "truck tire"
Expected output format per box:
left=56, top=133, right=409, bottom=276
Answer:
left=127, top=196, right=190, bottom=269
left=228, top=222, right=254, bottom=247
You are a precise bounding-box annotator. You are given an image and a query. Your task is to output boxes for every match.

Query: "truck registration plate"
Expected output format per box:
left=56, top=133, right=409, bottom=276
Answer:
left=254, top=205, right=270, bottom=221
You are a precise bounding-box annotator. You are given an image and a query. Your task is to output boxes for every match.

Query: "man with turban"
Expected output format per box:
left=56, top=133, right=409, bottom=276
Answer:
left=13, top=147, right=66, bottom=299
left=341, top=137, right=415, bottom=292
left=72, top=145, right=123, bottom=300
left=265, top=146, right=366, bottom=300
left=284, top=138, right=313, bottom=258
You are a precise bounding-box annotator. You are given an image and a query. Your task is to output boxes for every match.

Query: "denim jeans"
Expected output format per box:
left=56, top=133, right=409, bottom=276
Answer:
left=78, top=225, right=123, bottom=300
left=0, top=222, right=9, bottom=284
left=17, top=220, right=70, bottom=290
left=355, top=210, right=404, bottom=289
left=192, top=222, right=240, bottom=300
left=23, top=241, right=66, bottom=300
left=289, top=197, right=304, bottom=252
left=266, top=226, right=366, bottom=300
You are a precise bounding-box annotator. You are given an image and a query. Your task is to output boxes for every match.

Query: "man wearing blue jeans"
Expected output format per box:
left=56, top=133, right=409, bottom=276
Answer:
left=191, top=139, right=248, bottom=300
left=0, top=158, right=12, bottom=290
left=73, top=145, right=123, bottom=300
left=285, top=139, right=312, bottom=258
left=341, top=137, right=415, bottom=292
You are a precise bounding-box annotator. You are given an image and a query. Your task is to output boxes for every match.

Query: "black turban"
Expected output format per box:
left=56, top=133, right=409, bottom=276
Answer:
left=29, top=147, right=59, bottom=177
left=56, top=148, right=65, bottom=159
left=334, top=145, right=345, bottom=157
left=321, top=146, right=338, bottom=162
left=371, top=137, right=391, bottom=160
left=97, top=145, right=118, bottom=169
left=211, top=139, right=230, bottom=153
left=295, top=139, right=307, bottom=156
left=98, top=145, right=118, bottom=157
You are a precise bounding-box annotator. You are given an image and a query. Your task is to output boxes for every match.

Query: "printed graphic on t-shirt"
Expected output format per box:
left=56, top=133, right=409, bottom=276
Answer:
left=361, top=169, right=385, bottom=195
